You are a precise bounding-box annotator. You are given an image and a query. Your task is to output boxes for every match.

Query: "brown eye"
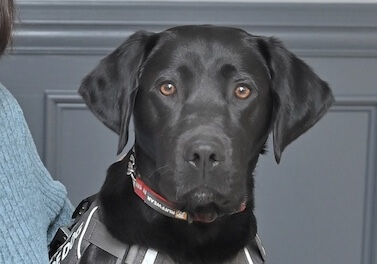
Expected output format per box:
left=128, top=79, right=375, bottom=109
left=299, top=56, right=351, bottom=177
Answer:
left=160, top=83, right=176, bottom=96
left=234, top=86, right=251, bottom=99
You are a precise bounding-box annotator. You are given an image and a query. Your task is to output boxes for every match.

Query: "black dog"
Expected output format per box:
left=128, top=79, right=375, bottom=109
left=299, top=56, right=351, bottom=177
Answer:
left=77, top=25, right=333, bottom=263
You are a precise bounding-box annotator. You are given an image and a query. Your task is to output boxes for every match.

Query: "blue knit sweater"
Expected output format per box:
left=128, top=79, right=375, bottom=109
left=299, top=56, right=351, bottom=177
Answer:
left=0, top=83, right=74, bottom=263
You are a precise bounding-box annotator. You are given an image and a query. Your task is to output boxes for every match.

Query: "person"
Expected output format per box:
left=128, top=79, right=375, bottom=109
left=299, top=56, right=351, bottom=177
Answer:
left=0, top=0, right=74, bottom=263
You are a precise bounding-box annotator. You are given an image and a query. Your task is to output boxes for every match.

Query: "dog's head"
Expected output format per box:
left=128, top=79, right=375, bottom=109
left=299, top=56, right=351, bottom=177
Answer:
left=79, top=25, right=333, bottom=223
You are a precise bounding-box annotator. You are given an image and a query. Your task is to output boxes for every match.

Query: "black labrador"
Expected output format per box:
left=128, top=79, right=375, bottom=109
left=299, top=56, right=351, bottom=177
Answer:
left=78, top=25, right=334, bottom=263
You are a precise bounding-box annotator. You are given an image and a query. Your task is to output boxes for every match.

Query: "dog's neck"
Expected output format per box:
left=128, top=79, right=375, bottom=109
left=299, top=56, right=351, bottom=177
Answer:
left=98, top=150, right=259, bottom=263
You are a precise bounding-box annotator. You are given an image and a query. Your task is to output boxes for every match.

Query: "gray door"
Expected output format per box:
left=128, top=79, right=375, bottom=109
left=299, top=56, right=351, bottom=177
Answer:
left=1, top=2, right=376, bottom=264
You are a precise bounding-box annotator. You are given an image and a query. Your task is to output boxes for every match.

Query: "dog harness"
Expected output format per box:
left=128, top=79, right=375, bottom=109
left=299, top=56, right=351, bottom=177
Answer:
left=49, top=151, right=266, bottom=263
left=49, top=198, right=266, bottom=264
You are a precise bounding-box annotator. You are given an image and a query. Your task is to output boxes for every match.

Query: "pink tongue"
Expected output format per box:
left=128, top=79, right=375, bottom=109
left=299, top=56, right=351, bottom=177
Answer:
left=193, top=213, right=217, bottom=223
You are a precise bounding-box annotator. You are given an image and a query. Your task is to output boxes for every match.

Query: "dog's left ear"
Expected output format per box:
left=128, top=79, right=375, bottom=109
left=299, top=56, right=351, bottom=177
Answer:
left=79, top=31, right=158, bottom=154
left=257, top=37, right=334, bottom=163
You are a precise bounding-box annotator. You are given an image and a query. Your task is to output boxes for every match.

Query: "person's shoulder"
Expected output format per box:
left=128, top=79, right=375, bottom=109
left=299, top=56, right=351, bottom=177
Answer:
left=0, top=82, right=23, bottom=111
left=0, top=82, right=25, bottom=128
left=0, top=82, right=19, bottom=107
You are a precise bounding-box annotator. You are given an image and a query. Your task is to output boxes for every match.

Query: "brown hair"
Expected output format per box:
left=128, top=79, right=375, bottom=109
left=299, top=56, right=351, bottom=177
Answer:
left=0, top=0, right=15, bottom=55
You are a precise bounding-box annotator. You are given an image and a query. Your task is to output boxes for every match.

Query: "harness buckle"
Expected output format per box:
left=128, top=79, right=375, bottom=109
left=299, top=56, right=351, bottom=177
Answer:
left=48, top=226, right=71, bottom=259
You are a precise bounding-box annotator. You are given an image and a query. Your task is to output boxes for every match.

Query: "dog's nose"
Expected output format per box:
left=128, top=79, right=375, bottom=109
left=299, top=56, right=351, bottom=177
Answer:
left=184, top=140, right=225, bottom=169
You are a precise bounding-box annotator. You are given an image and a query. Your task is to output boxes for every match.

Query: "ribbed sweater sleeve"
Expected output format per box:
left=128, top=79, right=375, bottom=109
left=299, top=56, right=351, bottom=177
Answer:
left=0, top=84, right=74, bottom=264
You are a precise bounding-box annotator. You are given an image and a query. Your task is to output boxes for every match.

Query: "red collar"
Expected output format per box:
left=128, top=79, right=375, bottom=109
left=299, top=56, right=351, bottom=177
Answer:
left=132, top=176, right=191, bottom=221
left=126, top=150, right=246, bottom=223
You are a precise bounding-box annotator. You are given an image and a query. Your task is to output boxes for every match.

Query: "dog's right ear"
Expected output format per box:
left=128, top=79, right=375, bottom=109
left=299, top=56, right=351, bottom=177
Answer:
left=79, top=31, right=158, bottom=154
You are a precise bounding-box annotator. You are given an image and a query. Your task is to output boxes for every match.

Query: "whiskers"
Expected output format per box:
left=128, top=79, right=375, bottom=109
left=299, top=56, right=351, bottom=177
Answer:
left=146, top=163, right=172, bottom=179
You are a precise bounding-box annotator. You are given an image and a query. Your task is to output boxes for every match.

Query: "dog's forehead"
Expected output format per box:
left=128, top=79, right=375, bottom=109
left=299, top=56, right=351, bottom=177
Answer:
left=165, top=25, right=249, bottom=42
left=161, top=26, right=255, bottom=61
left=143, top=26, right=266, bottom=80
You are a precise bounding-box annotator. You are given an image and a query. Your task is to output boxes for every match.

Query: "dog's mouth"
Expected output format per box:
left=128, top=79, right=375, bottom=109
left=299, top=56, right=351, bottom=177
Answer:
left=174, top=186, right=247, bottom=223
left=180, top=199, right=247, bottom=224
left=193, top=203, right=247, bottom=223
left=184, top=202, right=219, bottom=223
left=192, top=212, right=218, bottom=223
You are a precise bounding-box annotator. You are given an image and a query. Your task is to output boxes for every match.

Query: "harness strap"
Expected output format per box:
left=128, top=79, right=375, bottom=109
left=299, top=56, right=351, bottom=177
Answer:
left=123, top=245, right=140, bottom=263
left=124, top=245, right=163, bottom=264
left=247, top=236, right=266, bottom=264
left=83, top=216, right=129, bottom=260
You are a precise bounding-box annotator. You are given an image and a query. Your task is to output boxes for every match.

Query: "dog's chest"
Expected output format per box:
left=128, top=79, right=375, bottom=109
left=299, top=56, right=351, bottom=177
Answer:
left=49, top=199, right=266, bottom=264
left=123, top=242, right=265, bottom=264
